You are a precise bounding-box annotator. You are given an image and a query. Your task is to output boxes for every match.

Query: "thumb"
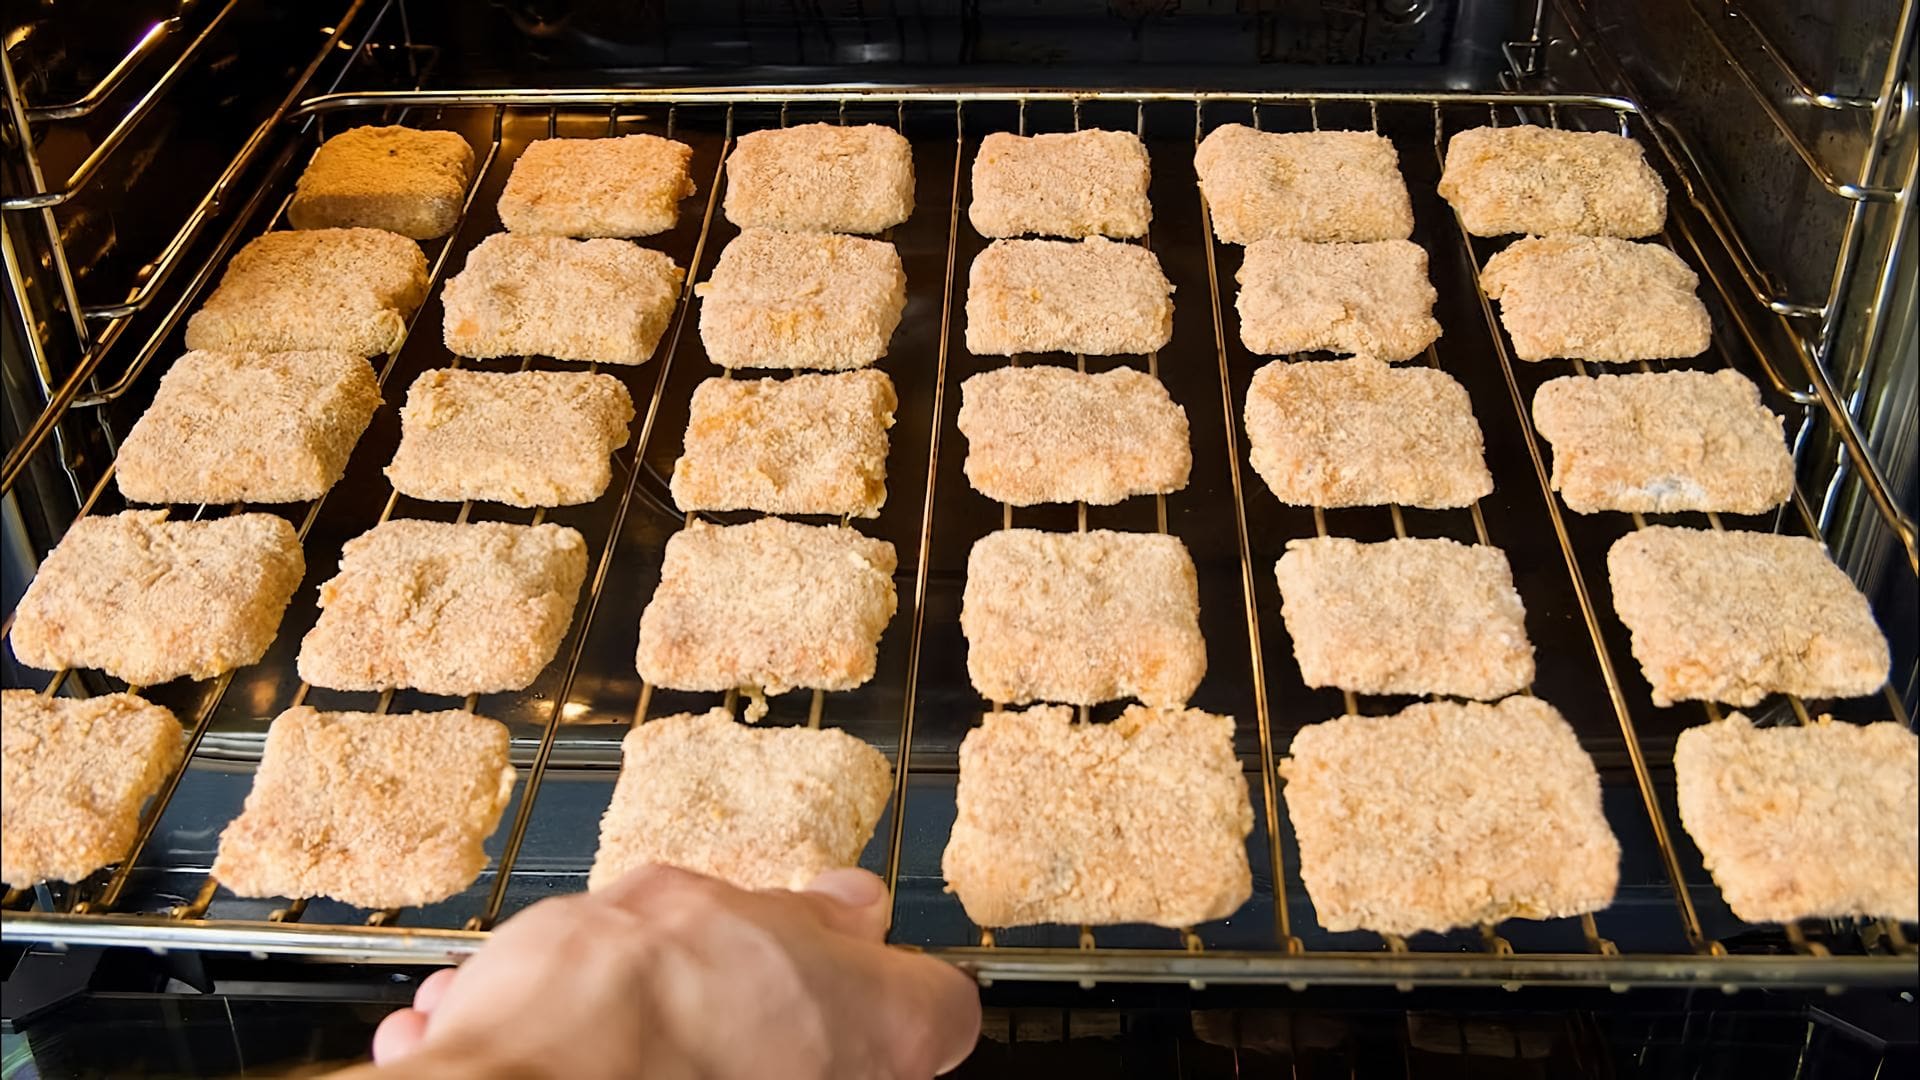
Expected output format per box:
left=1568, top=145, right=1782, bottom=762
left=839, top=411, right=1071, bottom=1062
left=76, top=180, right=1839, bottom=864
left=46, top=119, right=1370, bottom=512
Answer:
left=797, top=868, right=892, bottom=941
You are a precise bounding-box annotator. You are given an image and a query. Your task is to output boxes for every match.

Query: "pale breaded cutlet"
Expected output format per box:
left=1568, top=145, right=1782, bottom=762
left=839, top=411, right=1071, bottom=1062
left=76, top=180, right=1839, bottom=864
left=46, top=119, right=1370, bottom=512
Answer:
left=441, top=234, right=684, bottom=365
left=1244, top=357, right=1492, bottom=509
left=958, top=366, right=1190, bottom=506
left=116, top=350, right=381, bottom=505
left=968, top=129, right=1152, bottom=239
left=498, top=134, right=696, bottom=237
left=723, top=123, right=914, bottom=234
left=287, top=125, right=475, bottom=240
left=184, top=228, right=429, bottom=357
left=297, top=520, right=588, bottom=696
left=965, top=237, right=1173, bottom=356
left=696, top=229, right=906, bottom=370
left=635, top=518, right=899, bottom=697
left=589, top=708, right=892, bottom=893
left=212, top=707, right=517, bottom=909
left=385, top=368, right=635, bottom=508
left=961, top=529, right=1205, bottom=708
left=1236, top=239, right=1441, bottom=360
left=1674, top=714, right=1918, bottom=924
left=1606, top=527, right=1889, bottom=707
left=2, top=691, right=185, bottom=889
left=1480, top=236, right=1711, bottom=362
left=1193, top=125, right=1414, bottom=244
left=1281, top=697, right=1620, bottom=936
left=669, top=370, right=896, bottom=518
left=10, top=511, right=304, bottom=686
left=1439, top=124, right=1666, bottom=238
left=1275, top=537, right=1534, bottom=700
left=942, top=704, right=1252, bottom=928
left=1532, top=369, right=1793, bottom=515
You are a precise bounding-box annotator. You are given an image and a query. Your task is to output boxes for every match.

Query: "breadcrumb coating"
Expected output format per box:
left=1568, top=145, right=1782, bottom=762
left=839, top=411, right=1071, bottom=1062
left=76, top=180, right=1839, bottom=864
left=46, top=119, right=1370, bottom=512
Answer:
left=670, top=370, right=896, bottom=517
left=968, top=129, right=1152, bottom=239
left=1480, top=236, right=1710, bottom=362
left=723, top=123, right=914, bottom=234
left=1438, top=124, right=1665, bottom=238
left=965, top=237, right=1174, bottom=356
left=185, top=228, right=428, bottom=357
left=498, top=134, right=696, bottom=238
left=288, top=125, right=475, bottom=239
left=696, top=229, right=906, bottom=370
left=1236, top=239, right=1440, bottom=360
left=441, top=233, right=684, bottom=365
left=958, top=365, right=1190, bottom=506
left=1194, top=125, right=1413, bottom=244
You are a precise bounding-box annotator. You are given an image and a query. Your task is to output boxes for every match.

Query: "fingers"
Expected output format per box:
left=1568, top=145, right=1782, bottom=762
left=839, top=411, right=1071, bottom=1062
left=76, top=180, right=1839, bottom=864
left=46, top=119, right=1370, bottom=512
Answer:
left=371, top=1007, right=429, bottom=1065
left=880, top=951, right=983, bottom=1076
left=413, top=966, right=459, bottom=1013
left=594, top=862, right=727, bottom=914
left=796, top=869, right=891, bottom=942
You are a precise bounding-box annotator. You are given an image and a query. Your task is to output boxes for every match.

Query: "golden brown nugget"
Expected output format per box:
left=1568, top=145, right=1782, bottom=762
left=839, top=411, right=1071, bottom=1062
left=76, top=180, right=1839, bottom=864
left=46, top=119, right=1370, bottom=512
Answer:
left=2, top=691, right=185, bottom=888
left=696, top=229, right=906, bottom=370
left=385, top=368, right=635, bottom=507
left=441, top=233, right=684, bottom=364
left=1480, top=236, right=1710, bottom=362
left=11, top=511, right=304, bottom=685
left=965, top=237, right=1173, bottom=356
left=184, top=228, right=429, bottom=357
left=669, top=370, right=896, bottom=517
left=498, top=134, right=696, bottom=237
left=1244, top=357, right=1492, bottom=508
left=297, top=520, right=588, bottom=695
left=116, top=350, right=381, bottom=505
left=1674, top=714, right=1918, bottom=924
left=961, top=529, right=1205, bottom=707
left=1532, top=369, right=1793, bottom=514
left=958, top=366, right=1190, bottom=506
left=1236, top=239, right=1441, bottom=360
left=1281, top=697, right=1620, bottom=936
left=636, top=518, right=899, bottom=696
left=1606, top=527, right=1889, bottom=707
left=1275, top=537, right=1534, bottom=700
left=723, top=123, right=914, bottom=234
left=968, top=129, right=1152, bottom=239
left=287, top=125, right=475, bottom=239
left=589, top=709, right=892, bottom=892
left=1193, top=125, right=1414, bottom=244
left=212, top=707, right=517, bottom=909
left=942, top=705, right=1253, bottom=928
left=1438, top=124, right=1666, bottom=238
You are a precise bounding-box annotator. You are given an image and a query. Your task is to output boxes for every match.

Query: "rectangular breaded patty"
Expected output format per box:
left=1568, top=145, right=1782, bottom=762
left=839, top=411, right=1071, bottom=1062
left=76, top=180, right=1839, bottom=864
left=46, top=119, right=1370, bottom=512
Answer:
left=1674, top=714, right=1918, bottom=924
left=965, top=237, right=1173, bottom=356
left=441, top=233, right=684, bottom=364
left=116, top=350, right=381, bottom=505
left=212, top=707, right=517, bottom=909
left=288, top=125, right=475, bottom=239
left=590, top=708, right=892, bottom=892
left=1481, top=236, right=1710, bottom=362
left=636, top=518, right=898, bottom=696
left=185, top=228, right=429, bottom=357
left=1439, top=124, right=1666, bottom=238
left=1236, top=239, right=1441, bottom=360
left=498, top=134, right=696, bottom=238
left=969, top=129, right=1152, bottom=239
left=1606, top=527, right=1889, bottom=707
left=959, top=366, right=1190, bottom=506
left=1533, top=369, right=1793, bottom=514
left=385, top=368, right=635, bottom=507
left=696, top=229, right=906, bottom=370
left=10, top=511, right=305, bottom=686
left=1275, top=537, right=1534, bottom=700
left=1244, top=357, right=1492, bottom=508
left=669, top=370, right=896, bottom=518
left=297, top=520, right=588, bottom=696
left=1281, top=697, right=1620, bottom=936
left=724, top=123, right=914, bottom=234
left=961, top=529, right=1205, bottom=707
left=943, top=704, right=1252, bottom=928
left=1194, top=125, right=1413, bottom=244
left=2, top=691, right=185, bottom=888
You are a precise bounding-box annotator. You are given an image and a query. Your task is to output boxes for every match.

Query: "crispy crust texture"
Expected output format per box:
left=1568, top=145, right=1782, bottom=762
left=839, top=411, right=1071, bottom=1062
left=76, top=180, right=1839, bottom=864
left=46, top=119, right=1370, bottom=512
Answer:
left=1193, top=125, right=1413, bottom=244
left=1438, top=125, right=1666, bottom=238
left=10, top=511, right=305, bottom=685
left=1235, top=239, right=1440, bottom=360
left=942, top=705, right=1253, bottom=928
left=961, top=529, right=1206, bottom=707
left=212, top=707, right=517, bottom=909
left=1674, top=714, right=1918, bottom=923
left=1280, top=698, right=1620, bottom=936
left=297, top=520, right=588, bottom=695
left=589, top=709, right=892, bottom=892
left=2, top=691, right=185, bottom=888
left=723, top=123, right=914, bottom=234
left=968, top=129, right=1152, bottom=239
left=669, top=370, right=897, bottom=517
left=441, top=234, right=685, bottom=364
left=497, top=134, right=696, bottom=238
left=958, top=366, right=1191, bottom=506
left=185, top=229, right=429, bottom=357
left=287, top=125, right=475, bottom=239
left=1480, top=237, right=1710, bottom=362
left=695, top=229, right=906, bottom=370
left=1532, top=369, right=1793, bottom=514
left=964, top=237, right=1174, bottom=356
